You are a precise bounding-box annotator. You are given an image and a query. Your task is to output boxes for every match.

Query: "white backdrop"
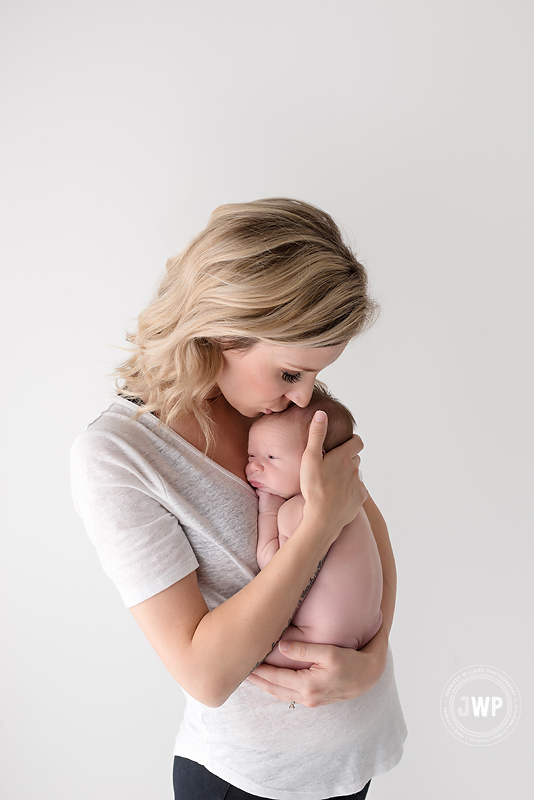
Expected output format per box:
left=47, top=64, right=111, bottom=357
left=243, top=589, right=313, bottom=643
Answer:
left=1, top=1, right=532, bottom=798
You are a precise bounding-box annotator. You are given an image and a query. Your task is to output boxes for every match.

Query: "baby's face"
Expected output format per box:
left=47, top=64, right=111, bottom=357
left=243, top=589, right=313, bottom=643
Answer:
left=246, top=415, right=305, bottom=499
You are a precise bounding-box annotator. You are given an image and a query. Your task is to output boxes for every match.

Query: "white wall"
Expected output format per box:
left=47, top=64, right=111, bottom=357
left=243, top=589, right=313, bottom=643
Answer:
left=1, top=1, right=532, bottom=797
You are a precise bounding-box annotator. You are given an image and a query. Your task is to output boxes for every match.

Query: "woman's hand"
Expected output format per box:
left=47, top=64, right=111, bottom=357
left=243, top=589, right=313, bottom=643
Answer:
left=246, top=624, right=389, bottom=707
left=299, top=411, right=367, bottom=537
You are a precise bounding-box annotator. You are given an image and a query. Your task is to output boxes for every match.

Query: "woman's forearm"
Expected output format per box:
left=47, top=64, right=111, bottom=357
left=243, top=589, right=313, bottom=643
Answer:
left=195, top=497, right=395, bottom=707
left=131, top=512, right=338, bottom=708
left=191, top=515, right=334, bottom=704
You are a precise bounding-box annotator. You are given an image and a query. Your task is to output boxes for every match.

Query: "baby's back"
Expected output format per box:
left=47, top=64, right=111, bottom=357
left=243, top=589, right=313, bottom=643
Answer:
left=291, top=506, right=383, bottom=651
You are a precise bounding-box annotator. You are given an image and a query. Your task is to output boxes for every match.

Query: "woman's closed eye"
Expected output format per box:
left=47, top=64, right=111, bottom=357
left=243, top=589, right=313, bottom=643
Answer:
left=282, top=371, right=301, bottom=384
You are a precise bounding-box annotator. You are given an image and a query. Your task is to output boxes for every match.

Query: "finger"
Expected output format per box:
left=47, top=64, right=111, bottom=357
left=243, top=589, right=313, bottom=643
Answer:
left=328, top=433, right=363, bottom=461
left=246, top=673, right=304, bottom=703
left=351, top=433, right=364, bottom=456
left=249, top=661, right=307, bottom=690
left=304, top=410, right=328, bottom=456
left=278, top=640, right=336, bottom=666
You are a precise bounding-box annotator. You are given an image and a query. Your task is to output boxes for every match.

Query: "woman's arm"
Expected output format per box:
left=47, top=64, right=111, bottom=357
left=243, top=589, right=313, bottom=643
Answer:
left=246, top=493, right=396, bottom=706
left=130, top=413, right=366, bottom=708
left=362, top=493, right=396, bottom=638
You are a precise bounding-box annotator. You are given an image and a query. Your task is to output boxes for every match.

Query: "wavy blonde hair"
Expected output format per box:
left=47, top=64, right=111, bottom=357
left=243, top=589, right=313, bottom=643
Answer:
left=115, top=197, right=378, bottom=451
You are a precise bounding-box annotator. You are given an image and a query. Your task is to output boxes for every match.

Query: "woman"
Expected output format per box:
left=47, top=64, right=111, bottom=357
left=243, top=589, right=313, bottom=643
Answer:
left=71, top=198, right=407, bottom=800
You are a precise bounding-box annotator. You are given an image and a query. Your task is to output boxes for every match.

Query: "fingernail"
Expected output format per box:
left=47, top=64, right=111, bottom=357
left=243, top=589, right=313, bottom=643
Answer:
left=279, top=641, right=291, bottom=652
left=314, top=411, right=326, bottom=422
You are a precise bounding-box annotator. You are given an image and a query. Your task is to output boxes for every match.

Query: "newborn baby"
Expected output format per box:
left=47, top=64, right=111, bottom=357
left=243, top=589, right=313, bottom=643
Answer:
left=246, top=385, right=383, bottom=670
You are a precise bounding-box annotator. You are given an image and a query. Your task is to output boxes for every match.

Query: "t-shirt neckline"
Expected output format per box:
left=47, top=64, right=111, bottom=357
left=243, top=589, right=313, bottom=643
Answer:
left=114, top=396, right=256, bottom=496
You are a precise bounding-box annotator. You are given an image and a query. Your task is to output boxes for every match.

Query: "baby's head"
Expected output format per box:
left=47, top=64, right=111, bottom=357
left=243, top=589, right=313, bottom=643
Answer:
left=246, top=385, right=355, bottom=499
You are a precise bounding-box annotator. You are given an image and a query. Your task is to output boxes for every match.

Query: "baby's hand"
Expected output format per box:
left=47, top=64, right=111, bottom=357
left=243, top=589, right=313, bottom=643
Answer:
left=256, top=489, right=286, bottom=517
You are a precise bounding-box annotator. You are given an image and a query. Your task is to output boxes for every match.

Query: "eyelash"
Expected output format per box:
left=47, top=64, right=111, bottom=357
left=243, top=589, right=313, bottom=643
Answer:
left=282, top=371, right=302, bottom=384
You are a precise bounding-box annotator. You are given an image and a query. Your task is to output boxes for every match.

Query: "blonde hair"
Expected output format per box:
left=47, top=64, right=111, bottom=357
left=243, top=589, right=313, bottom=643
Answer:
left=273, top=383, right=356, bottom=452
left=116, top=198, right=378, bottom=451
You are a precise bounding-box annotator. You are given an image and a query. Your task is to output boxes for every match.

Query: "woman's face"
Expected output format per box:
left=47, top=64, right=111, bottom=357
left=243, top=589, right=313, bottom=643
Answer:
left=216, top=341, right=347, bottom=418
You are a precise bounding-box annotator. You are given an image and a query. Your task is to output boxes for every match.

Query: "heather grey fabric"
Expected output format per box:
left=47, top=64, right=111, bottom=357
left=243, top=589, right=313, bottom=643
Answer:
left=71, top=398, right=407, bottom=800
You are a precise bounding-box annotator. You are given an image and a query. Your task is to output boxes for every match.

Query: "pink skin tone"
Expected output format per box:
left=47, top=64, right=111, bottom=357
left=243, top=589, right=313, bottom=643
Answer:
left=217, top=342, right=348, bottom=418
left=246, top=416, right=305, bottom=499
left=247, top=414, right=383, bottom=671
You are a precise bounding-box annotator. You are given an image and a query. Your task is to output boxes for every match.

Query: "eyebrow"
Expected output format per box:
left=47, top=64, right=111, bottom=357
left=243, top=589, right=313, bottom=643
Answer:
left=285, top=364, right=317, bottom=373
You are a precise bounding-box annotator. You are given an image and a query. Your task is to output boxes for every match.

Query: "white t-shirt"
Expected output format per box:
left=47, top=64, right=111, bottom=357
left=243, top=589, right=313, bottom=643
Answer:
left=71, top=398, right=407, bottom=800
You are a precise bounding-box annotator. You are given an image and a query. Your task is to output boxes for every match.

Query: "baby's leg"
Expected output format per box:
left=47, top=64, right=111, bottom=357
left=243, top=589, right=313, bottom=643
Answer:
left=262, top=508, right=383, bottom=670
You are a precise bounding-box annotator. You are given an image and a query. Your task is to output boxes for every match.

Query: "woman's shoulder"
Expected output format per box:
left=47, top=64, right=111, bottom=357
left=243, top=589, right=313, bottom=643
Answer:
left=70, top=397, right=174, bottom=495
left=72, top=396, right=163, bottom=455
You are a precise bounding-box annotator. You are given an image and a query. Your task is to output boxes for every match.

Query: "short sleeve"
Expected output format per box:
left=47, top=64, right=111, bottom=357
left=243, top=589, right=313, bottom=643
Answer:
left=70, top=430, right=199, bottom=607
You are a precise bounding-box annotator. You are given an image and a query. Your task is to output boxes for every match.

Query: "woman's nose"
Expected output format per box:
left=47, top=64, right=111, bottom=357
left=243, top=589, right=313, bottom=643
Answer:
left=284, top=381, right=315, bottom=408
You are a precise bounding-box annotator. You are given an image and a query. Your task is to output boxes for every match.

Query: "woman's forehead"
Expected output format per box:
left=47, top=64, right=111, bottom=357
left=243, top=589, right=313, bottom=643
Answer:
left=256, top=341, right=348, bottom=370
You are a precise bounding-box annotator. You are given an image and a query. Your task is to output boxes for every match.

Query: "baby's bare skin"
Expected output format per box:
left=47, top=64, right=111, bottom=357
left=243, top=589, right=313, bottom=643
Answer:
left=247, top=415, right=383, bottom=671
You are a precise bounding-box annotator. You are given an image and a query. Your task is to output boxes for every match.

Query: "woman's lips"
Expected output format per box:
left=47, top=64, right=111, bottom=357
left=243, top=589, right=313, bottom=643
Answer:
left=263, top=401, right=292, bottom=415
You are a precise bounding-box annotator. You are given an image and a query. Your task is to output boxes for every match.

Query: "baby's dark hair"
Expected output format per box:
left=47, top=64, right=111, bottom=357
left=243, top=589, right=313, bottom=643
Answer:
left=277, top=384, right=355, bottom=452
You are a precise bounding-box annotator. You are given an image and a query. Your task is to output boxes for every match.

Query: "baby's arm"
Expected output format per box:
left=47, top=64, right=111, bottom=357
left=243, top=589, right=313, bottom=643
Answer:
left=277, top=493, right=306, bottom=545
left=256, top=491, right=286, bottom=570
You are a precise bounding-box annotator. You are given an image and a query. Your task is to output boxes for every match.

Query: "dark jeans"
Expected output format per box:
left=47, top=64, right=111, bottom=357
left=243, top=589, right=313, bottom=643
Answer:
left=173, top=757, right=372, bottom=800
